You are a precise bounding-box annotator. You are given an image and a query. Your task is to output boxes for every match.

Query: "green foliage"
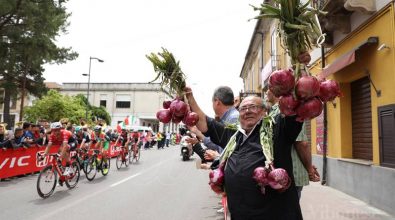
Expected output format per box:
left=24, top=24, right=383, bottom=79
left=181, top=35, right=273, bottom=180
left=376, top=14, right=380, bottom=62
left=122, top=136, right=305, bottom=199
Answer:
left=24, top=90, right=112, bottom=125
left=24, top=90, right=87, bottom=124
left=0, top=0, right=78, bottom=125
left=90, top=106, right=111, bottom=125
left=146, top=48, right=186, bottom=96
left=251, top=0, right=326, bottom=66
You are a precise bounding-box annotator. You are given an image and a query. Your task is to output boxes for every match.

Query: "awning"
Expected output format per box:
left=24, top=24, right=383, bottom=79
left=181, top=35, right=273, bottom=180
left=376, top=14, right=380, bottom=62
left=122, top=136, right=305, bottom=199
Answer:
left=261, top=58, right=272, bottom=85
left=319, top=36, right=378, bottom=78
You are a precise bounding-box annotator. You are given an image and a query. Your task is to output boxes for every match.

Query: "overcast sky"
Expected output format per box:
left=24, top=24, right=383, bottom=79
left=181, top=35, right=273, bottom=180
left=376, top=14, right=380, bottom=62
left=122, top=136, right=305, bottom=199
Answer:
left=44, top=0, right=262, bottom=117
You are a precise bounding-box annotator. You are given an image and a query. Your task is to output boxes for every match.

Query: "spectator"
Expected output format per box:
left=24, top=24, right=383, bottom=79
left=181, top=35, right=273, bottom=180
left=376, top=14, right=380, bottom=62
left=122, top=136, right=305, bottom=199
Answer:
left=22, top=122, right=34, bottom=146
left=1, top=128, right=27, bottom=150
left=266, top=90, right=320, bottom=200
left=185, top=87, right=304, bottom=220
left=0, top=123, right=11, bottom=142
left=165, top=131, right=171, bottom=147
left=198, top=86, right=239, bottom=154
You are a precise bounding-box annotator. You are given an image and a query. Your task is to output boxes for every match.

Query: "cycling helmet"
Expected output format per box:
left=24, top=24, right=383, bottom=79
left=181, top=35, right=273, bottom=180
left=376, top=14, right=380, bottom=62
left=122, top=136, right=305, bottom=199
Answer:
left=75, top=126, right=82, bottom=133
left=94, top=125, right=102, bottom=132
left=50, top=122, right=62, bottom=130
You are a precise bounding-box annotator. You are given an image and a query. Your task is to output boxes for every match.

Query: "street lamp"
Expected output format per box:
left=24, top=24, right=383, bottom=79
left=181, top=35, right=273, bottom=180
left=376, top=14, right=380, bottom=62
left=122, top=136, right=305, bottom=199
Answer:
left=82, top=56, right=104, bottom=119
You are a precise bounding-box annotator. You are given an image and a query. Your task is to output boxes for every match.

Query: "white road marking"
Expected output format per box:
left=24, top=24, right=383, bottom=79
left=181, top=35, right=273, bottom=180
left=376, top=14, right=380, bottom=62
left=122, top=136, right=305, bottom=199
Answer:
left=110, top=173, right=141, bottom=187
left=38, top=156, right=176, bottom=220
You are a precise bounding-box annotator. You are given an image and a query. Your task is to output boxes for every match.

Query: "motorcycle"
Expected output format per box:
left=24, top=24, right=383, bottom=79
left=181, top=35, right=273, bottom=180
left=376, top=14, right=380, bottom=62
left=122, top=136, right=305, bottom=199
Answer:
left=181, top=141, right=191, bottom=161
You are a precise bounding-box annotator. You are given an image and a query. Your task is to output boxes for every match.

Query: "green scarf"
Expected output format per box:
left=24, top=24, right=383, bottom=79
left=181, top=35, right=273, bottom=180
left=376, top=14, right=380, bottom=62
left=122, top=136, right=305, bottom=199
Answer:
left=220, top=112, right=276, bottom=168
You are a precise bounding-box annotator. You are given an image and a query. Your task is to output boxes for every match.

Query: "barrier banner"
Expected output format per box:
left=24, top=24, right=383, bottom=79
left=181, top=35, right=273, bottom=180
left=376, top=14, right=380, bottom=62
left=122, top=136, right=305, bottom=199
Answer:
left=0, top=146, right=60, bottom=179
left=0, top=141, right=123, bottom=179
left=108, top=142, right=122, bottom=158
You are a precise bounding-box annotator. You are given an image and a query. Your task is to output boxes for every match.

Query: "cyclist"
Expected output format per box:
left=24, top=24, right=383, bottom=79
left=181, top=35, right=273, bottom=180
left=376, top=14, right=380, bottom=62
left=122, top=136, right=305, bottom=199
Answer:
left=75, top=126, right=91, bottom=150
left=131, top=130, right=140, bottom=157
left=43, top=122, right=76, bottom=179
left=92, top=125, right=111, bottom=166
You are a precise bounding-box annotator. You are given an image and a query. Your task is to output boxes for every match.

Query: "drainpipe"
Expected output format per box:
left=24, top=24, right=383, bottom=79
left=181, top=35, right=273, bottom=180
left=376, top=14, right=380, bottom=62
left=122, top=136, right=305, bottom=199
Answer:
left=321, top=45, right=328, bottom=185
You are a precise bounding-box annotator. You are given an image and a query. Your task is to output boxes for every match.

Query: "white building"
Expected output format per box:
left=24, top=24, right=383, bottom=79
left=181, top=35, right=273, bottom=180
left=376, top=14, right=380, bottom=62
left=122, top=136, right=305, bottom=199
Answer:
left=60, top=82, right=177, bottom=132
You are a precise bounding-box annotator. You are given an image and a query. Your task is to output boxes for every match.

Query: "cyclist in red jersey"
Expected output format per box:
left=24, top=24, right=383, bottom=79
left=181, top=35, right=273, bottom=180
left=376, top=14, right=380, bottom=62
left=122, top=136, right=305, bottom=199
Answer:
left=43, top=122, right=75, bottom=177
left=131, top=130, right=140, bottom=157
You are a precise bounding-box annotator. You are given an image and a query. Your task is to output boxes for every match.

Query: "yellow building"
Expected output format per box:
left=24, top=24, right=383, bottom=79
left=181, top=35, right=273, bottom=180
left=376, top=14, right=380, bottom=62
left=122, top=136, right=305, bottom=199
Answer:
left=241, top=0, right=395, bottom=215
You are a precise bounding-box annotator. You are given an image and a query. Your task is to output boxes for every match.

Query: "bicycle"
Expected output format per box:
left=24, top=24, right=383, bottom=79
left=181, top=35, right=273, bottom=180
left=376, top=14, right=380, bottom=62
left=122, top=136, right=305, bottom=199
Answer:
left=85, top=149, right=110, bottom=181
left=73, top=148, right=90, bottom=174
left=130, top=142, right=141, bottom=163
left=116, top=145, right=130, bottom=169
left=36, top=153, right=80, bottom=198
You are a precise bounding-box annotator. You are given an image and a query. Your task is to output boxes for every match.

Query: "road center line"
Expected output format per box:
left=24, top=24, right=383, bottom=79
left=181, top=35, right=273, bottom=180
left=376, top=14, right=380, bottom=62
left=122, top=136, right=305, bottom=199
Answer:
left=38, top=156, right=175, bottom=220
left=110, top=173, right=141, bottom=187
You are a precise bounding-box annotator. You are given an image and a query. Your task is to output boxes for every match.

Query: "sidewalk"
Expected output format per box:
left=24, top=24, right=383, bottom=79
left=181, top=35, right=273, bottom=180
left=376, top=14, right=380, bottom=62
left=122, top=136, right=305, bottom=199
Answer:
left=300, top=182, right=394, bottom=220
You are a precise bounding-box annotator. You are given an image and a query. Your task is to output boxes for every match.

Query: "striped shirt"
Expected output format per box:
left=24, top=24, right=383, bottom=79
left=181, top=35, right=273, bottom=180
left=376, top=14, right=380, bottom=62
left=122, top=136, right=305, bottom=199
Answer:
left=270, top=104, right=309, bottom=186
left=292, top=123, right=309, bottom=186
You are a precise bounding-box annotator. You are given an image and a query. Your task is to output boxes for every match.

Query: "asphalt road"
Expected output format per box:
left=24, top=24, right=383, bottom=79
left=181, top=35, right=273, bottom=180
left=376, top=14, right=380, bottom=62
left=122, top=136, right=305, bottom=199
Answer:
left=0, top=146, right=224, bottom=220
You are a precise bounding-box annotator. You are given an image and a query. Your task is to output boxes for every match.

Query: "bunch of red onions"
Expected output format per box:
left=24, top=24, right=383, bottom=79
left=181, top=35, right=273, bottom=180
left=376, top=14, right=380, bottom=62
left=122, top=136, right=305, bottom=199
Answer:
left=269, top=67, right=341, bottom=121
left=208, top=162, right=225, bottom=194
left=156, top=98, right=199, bottom=126
left=252, top=164, right=291, bottom=194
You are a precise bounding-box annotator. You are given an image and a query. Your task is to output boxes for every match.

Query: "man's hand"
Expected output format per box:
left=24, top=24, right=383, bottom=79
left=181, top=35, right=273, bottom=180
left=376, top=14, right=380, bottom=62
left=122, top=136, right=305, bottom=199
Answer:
left=200, top=163, right=211, bottom=170
left=204, top=149, right=219, bottom=161
left=308, top=165, right=320, bottom=182
left=184, top=86, right=193, bottom=96
left=185, top=136, right=199, bottom=145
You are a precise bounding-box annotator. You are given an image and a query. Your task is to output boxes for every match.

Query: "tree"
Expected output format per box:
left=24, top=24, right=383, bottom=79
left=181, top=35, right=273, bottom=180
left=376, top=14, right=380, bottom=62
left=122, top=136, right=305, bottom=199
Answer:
left=90, top=106, right=111, bottom=125
left=74, top=94, right=111, bottom=125
left=0, top=0, right=77, bottom=128
left=24, top=90, right=85, bottom=124
left=24, top=90, right=112, bottom=125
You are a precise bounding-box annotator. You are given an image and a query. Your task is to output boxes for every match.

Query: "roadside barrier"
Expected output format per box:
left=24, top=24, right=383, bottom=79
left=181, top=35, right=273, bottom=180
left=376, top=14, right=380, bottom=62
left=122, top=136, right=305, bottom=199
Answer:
left=0, top=142, right=121, bottom=179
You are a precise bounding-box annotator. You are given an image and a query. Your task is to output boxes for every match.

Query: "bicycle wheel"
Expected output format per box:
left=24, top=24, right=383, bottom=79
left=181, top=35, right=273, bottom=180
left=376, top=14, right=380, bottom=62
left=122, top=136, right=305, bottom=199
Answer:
left=135, top=148, right=141, bottom=162
left=65, top=161, right=80, bottom=189
left=116, top=154, right=122, bottom=170
left=128, top=149, right=133, bottom=164
left=132, top=148, right=141, bottom=163
left=124, top=150, right=129, bottom=167
left=37, top=165, right=57, bottom=198
left=85, top=156, right=97, bottom=181
left=101, top=156, right=110, bottom=176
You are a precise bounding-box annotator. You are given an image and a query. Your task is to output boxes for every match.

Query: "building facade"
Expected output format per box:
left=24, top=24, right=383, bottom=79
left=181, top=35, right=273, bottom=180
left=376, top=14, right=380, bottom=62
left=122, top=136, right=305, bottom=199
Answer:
left=60, top=82, right=176, bottom=132
left=241, top=0, right=395, bottom=215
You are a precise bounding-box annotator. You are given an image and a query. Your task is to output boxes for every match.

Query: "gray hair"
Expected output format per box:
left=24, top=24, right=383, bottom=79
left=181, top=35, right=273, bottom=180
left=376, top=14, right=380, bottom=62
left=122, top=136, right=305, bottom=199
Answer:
left=212, top=86, right=234, bottom=106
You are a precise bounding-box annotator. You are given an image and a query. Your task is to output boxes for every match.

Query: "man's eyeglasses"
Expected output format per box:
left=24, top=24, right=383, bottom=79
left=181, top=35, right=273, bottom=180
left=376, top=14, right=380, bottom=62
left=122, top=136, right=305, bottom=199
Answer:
left=239, top=105, right=263, bottom=113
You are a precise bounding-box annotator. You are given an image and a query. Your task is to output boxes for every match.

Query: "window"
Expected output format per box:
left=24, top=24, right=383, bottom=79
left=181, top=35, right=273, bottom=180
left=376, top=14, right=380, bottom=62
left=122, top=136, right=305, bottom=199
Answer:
left=116, top=101, right=130, bottom=108
left=100, top=100, right=107, bottom=107
left=115, top=94, right=131, bottom=109
left=271, top=30, right=278, bottom=71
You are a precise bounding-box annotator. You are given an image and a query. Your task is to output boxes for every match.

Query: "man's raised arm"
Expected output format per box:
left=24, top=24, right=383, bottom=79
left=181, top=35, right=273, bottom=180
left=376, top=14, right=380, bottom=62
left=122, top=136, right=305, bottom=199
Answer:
left=184, top=87, right=208, bottom=133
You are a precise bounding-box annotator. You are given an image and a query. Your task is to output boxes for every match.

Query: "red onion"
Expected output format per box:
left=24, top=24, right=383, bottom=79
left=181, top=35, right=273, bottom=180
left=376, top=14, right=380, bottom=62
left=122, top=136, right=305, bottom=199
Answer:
left=268, top=69, right=295, bottom=97
left=183, top=112, right=199, bottom=127
left=156, top=109, right=172, bottom=123
left=319, top=79, right=341, bottom=102
left=163, top=100, right=172, bottom=109
left=268, top=168, right=291, bottom=192
left=171, top=115, right=184, bottom=124
left=296, top=97, right=323, bottom=122
left=252, top=167, right=270, bottom=186
left=209, top=182, right=223, bottom=194
left=295, top=76, right=320, bottom=100
left=298, top=51, right=311, bottom=65
left=170, top=99, right=188, bottom=117
left=209, top=168, right=225, bottom=186
left=279, top=94, right=299, bottom=116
